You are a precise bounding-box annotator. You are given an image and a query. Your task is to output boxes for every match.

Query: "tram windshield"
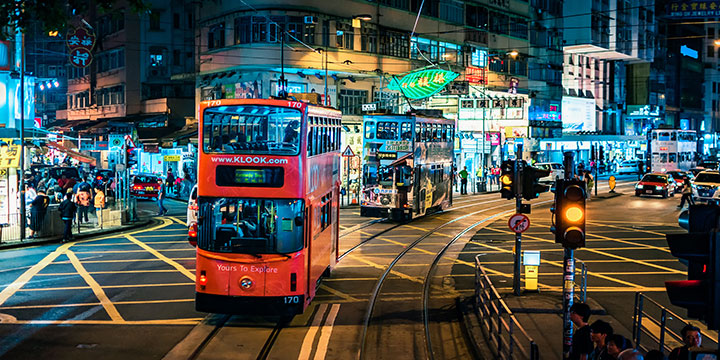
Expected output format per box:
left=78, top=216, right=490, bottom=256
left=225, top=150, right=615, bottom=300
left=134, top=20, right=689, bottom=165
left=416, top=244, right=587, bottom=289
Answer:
left=200, top=198, right=304, bottom=254
left=203, top=105, right=302, bottom=155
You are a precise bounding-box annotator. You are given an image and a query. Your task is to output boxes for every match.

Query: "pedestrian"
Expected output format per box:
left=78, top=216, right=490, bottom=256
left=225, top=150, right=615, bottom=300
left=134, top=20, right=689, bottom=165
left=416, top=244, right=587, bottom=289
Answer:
left=459, top=166, right=469, bottom=195
left=491, top=164, right=500, bottom=188
left=589, top=320, right=614, bottom=360
left=476, top=166, right=484, bottom=192
left=24, top=184, right=37, bottom=213
left=606, top=334, right=633, bottom=359
left=585, top=171, right=594, bottom=199
left=569, top=302, right=594, bottom=360
left=94, top=185, right=105, bottom=229
left=166, top=170, right=175, bottom=195
left=59, top=191, right=77, bottom=243
left=157, top=179, right=168, bottom=216
left=677, top=177, right=694, bottom=210
left=75, top=180, right=91, bottom=224
left=669, top=324, right=701, bottom=360
left=29, top=188, right=49, bottom=239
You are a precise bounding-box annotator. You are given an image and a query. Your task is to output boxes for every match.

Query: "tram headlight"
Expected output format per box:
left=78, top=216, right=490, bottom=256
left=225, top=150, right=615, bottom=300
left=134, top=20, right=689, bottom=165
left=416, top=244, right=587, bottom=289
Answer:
left=239, top=277, right=253, bottom=289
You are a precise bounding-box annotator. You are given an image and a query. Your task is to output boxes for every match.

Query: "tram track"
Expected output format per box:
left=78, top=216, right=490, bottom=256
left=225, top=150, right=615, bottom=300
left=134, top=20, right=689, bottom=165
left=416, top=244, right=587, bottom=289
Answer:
left=355, top=198, right=553, bottom=360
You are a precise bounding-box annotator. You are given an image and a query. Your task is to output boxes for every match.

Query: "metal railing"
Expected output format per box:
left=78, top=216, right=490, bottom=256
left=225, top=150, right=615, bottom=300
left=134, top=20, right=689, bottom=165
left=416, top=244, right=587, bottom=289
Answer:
left=475, top=255, right=540, bottom=360
left=632, top=292, right=719, bottom=354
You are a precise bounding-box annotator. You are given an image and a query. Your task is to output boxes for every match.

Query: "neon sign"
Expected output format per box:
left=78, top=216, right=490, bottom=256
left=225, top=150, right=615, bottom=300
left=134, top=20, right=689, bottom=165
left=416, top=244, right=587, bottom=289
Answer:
left=388, top=69, right=459, bottom=99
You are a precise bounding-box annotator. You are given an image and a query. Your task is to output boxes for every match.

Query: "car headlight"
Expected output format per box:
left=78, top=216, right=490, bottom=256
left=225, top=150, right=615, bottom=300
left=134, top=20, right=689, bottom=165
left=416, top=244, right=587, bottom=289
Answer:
left=636, top=184, right=642, bottom=189
left=655, top=186, right=663, bottom=190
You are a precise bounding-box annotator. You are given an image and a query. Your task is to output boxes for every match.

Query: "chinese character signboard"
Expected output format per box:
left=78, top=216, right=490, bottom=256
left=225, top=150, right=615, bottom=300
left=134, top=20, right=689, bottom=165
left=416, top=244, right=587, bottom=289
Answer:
left=66, top=26, right=96, bottom=68
left=0, top=145, right=21, bottom=168
left=466, top=66, right=487, bottom=84
left=667, top=1, right=720, bottom=18
left=387, top=69, right=459, bottom=99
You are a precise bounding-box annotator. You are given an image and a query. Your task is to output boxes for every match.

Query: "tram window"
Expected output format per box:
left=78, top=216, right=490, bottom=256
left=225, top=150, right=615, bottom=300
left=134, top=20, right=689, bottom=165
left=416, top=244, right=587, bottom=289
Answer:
left=377, top=122, right=398, bottom=140
left=671, top=132, right=677, bottom=141
left=415, top=124, right=421, bottom=142
left=669, top=153, right=677, bottom=163
left=441, top=125, right=448, bottom=141
left=400, top=122, right=412, bottom=140
left=364, top=122, right=374, bottom=139
left=200, top=198, right=304, bottom=254
left=660, top=153, right=668, bottom=163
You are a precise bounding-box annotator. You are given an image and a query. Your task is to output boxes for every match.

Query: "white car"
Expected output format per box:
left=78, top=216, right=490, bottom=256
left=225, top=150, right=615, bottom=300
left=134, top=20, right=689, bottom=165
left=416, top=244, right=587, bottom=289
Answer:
left=534, top=163, right=564, bottom=183
left=617, top=160, right=642, bottom=174
left=187, top=185, right=198, bottom=244
left=692, top=170, right=720, bottom=203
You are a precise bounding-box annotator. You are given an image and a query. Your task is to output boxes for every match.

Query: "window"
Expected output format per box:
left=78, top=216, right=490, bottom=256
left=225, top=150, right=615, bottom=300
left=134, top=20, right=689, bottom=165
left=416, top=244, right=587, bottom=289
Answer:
left=379, top=28, right=409, bottom=58
left=96, top=47, right=125, bottom=73
left=364, top=122, right=374, bottom=139
left=149, top=10, right=161, bottom=31
left=336, top=22, right=354, bottom=50
left=339, top=89, right=367, bottom=115
left=173, top=13, right=180, bottom=29
left=98, top=12, right=125, bottom=37
left=208, top=23, right=225, bottom=50
left=173, top=50, right=181, bottom=66
left=400, top=122, right=412, bottom=140
left=471, top=48, right=488, bottom=67
left=708, top=45, right=715, bottom=58
left=96, top=85, right=125, bottom=106
left=376, top=122, right=398, bottom=139
left=187, top=12, right=193, bottom=28
left=150, top=48, right=164, bottom=67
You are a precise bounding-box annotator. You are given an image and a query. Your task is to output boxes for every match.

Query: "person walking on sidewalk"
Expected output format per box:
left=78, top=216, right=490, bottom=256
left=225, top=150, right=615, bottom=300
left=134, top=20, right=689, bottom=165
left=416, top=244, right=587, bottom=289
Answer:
left=166, top=170, right=175, bottom=196
left=94, top=186, right=105, bottom=229
left=589, top=320, right=614, bottom=360
left=669, top=324, right=702, bottom=360
left=157, top=180, right=168, bottom=216
left=29, top=188, right=49, bottom=239
left=59, top=192, right=77, bottom=243
left=459, top=166, right=469, bottom=195
left=569, top=302, right=593, bottom=360
left=678, top=177, right=694, bottom=210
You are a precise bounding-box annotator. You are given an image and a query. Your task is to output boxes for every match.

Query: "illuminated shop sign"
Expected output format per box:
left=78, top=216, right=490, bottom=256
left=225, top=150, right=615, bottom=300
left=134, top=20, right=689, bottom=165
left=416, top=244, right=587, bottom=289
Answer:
left=388, top=69, right=459, bottom=99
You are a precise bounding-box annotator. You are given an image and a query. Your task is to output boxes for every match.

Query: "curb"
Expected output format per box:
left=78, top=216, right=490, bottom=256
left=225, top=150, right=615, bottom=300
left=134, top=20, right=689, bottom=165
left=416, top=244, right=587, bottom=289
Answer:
left=0, top=219, right=155, bottom=250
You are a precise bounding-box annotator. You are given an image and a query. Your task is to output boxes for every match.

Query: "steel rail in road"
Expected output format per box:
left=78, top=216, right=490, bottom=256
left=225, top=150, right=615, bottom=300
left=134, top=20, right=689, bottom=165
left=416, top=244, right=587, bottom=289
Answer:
left=355, top=195, right=554, bottom=360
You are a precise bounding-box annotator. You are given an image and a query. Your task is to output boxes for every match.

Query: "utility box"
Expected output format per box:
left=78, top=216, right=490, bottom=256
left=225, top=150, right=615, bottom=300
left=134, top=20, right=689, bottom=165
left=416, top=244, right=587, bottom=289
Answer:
left=523, top=250, right=541, bottom=292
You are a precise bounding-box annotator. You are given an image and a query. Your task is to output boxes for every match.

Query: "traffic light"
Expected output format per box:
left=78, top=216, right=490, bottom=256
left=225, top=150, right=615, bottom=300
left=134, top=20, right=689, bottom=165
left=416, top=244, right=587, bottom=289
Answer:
left=551, top=179, right=586, bottom=249
left=522, top=165, right=551, bottom=200
left=500, top=160, right=516, bottom=199
left=665, top=204, right=720, bottom=330
left=126, top=146, right=138, bottom=167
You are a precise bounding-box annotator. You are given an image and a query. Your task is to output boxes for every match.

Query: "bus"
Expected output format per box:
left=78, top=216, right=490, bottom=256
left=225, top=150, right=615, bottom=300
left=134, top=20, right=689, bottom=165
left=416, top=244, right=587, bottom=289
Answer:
left=360, top=113, right=454, bottom=221
left=193, top=98, right=341, bottom=315
left=648, top=129, right=697, bottom=172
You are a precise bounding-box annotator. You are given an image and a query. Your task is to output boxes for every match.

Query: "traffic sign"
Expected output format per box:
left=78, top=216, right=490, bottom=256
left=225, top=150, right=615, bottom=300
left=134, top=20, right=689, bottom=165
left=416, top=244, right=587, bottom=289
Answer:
left=342, top=146, right=355, bottom=157
left=362, top=103, right=377, bottom=112
left=508, top=213, right=530, bottom=233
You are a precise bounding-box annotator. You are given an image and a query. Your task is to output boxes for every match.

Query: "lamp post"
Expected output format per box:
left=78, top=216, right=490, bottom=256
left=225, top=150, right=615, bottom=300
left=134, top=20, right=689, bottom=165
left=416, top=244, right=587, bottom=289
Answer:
left=19, top=31, right=26, bottom=241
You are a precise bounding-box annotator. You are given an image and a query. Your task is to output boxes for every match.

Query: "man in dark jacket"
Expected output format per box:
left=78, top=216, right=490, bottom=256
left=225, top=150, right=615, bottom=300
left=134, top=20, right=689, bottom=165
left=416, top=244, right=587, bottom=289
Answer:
left=59, top=191, right=77, bottom=243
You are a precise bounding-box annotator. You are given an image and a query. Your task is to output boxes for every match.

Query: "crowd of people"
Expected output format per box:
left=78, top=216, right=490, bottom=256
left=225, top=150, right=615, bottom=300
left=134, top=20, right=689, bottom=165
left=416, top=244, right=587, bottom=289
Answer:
left=24, top=170, right=109, bottom=242
left=569, top=302, right=705, bottom=360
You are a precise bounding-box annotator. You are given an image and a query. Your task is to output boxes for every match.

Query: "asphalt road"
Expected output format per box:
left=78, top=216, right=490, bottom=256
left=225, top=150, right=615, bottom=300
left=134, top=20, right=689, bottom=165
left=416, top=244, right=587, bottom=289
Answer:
left=0, top=175, right=702, bottom=359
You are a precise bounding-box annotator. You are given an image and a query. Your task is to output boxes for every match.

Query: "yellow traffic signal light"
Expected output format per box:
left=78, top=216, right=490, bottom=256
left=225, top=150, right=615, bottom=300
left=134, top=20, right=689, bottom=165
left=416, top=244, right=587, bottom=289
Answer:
left=501, top=174, right=512, bottom=185
left=565, top=206, right=583, bottom=222
left=500, top=160, right=516, bottom=199
left=552, top=179, right=586, bottom=249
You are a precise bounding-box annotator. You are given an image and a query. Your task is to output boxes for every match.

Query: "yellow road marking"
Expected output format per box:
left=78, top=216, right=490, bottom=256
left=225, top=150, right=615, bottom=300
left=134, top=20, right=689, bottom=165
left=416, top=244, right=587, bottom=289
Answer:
left=17, top=282, right=194, bottom=292
left=125, top=234, right=195, bottom=281
left=483, top=227, right=685, bottom=275
left=318, top=284, right=358, bottom=302
left=0, top=242, right=74, bottom=306
left=587, top=221, right=667, bottom=236
left=66, top=250, right=123, bottom=322
left=167, top=216, right=186, bottom=226
left=35, top=269, right=196, bottom=276
left=91, top=218, right=175, bottom=240
left=587, top=233, right=671, bottom=253
left=3, top=319, right=202, bottom=325
left=71, top=249, right=194, bottom=254
left=51, top=257, right=196, bottom=265
left=0, top=298, right=194, bottom=310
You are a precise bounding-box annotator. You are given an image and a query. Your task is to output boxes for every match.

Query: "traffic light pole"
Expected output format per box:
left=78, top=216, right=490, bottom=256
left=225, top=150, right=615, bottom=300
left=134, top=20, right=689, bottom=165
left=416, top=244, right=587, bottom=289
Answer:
left=562, top=152, right=575, bottom=360
left=513, top=145, right=524, bottom=296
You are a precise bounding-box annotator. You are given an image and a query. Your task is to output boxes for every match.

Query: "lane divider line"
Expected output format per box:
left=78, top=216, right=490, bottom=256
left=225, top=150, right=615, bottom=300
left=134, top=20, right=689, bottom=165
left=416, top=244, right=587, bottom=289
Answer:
left=65, top=250, right=124, bottom=322
left=298, top=303, right=328, bottom=360
left=0, top=242, right=74, bottom=307
left=313, top=304, right=341, bottom=360
left=125, top=234, right=196, bottom=281
left=167, top=216, right=187, bottom=226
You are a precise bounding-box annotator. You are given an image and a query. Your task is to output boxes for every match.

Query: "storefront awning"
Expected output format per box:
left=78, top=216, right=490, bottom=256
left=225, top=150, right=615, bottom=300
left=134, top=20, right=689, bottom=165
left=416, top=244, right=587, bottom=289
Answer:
left=46, top=141, right=97, bottom=166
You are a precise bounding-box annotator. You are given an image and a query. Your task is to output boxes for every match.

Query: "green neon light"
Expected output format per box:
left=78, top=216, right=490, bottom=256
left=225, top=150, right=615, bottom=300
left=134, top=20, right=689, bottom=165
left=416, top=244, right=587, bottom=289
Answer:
left=387, top=69, right=459, bottom=99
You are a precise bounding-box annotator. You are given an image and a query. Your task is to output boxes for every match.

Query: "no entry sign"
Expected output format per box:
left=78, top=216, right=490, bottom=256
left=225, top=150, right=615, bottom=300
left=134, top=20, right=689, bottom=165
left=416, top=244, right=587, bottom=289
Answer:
left=508, top=213, right=530, bottom=234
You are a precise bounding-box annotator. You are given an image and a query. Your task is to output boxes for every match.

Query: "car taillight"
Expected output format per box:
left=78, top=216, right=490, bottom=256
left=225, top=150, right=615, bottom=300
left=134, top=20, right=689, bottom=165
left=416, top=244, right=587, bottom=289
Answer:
left=133, top=185, right=142, bottom=190
left=188, top=223, right=197, bottom=246
left=198, top=271, right=207, bottom=286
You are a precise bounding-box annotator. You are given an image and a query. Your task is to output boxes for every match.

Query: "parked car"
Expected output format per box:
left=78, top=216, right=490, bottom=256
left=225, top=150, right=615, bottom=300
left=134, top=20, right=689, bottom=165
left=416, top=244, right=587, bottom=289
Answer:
left=534, top=162, right=564, bottom=183
left=692, top=170, right=720, bottom=203
left=130, top=174, right=162, bottom=200
left=187, top=185, right=198, bottom=246
left=635, top=173, right=676, bottom=198
left=617, top=160, right=643, bottom=174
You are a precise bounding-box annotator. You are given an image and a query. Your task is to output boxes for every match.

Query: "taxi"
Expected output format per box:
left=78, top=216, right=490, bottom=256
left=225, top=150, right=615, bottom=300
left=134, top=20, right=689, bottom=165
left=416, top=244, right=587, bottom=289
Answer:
left=634, top=173, right=676, bottom=198
left=130, top=173, right=163, bottom=200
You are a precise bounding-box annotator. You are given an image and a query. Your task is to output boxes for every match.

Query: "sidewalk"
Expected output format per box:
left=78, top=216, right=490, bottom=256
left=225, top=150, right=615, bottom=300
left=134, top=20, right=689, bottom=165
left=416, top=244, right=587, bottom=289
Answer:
left=0, top=218, right=154, bottom=250
left=463, top=290, right=633, bottom=359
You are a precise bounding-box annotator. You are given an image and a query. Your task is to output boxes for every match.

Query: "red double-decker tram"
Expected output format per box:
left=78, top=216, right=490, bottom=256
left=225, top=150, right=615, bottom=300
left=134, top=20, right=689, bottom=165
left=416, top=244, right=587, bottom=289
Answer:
left=193, top=98, right=341, bottom=315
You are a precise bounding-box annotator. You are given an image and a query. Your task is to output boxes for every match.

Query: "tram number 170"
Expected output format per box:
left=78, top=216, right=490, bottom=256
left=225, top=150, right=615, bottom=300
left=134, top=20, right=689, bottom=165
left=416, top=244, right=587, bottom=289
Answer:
left=284, top=296, right=300, bottom=304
